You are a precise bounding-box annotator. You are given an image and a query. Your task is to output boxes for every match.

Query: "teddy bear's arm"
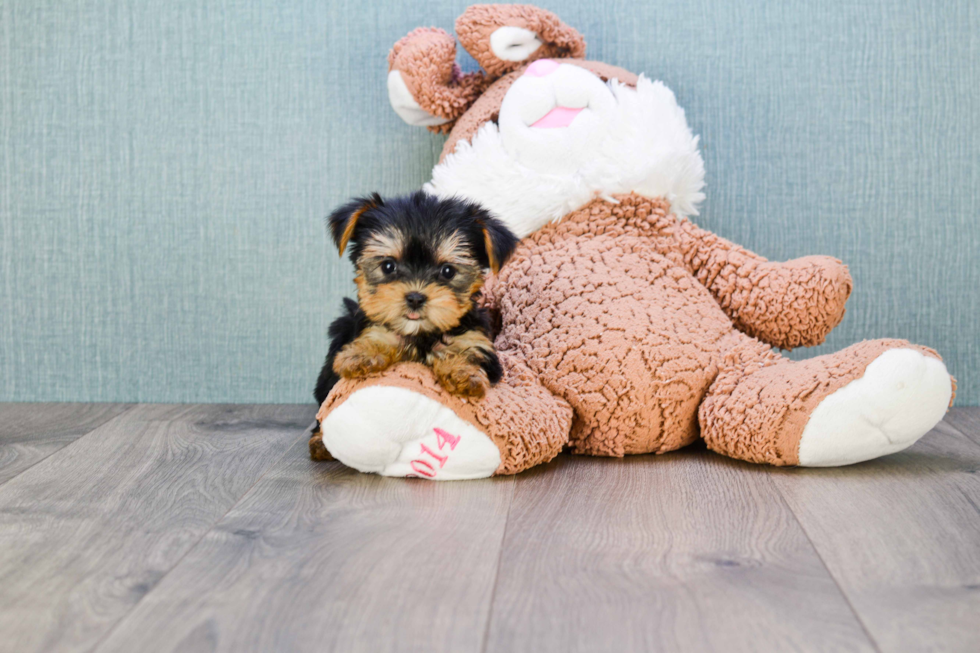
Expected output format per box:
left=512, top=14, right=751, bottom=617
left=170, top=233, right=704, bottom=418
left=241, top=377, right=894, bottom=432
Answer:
left=674, top=218, right=853, bottom=350
left=388, top=28, right=489, bottom=134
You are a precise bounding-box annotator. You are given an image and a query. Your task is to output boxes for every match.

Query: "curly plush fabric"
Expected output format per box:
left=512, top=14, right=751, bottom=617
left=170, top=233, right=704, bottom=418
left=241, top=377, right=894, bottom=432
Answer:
left=320, top=4, right=955, bottom=478
left=455, top=4, right=586, bottom=78
left=322, top=193, right=952, bottom=474
left=492, top=193, right=853, bottom=460
left=387, top=28, right=489, bottom=134
left=673, top=219, right=853, bottom=349
left=439, top=60, right=637, bottom=162
left=698, top=338, right=945, bottom=465
left=387, top=7, right=590, bottom=135
left=318, top=354, right=573, bottom=476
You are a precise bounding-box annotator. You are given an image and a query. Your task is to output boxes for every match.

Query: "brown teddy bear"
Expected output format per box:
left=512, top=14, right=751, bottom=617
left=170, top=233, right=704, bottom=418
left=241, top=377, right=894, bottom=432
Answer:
left=311, top=4, right=954, bottom=479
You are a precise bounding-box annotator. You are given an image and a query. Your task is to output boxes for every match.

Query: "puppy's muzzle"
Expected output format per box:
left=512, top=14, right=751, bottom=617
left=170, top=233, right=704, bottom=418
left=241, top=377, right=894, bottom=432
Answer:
left=405, top=292, right=427, bottom=311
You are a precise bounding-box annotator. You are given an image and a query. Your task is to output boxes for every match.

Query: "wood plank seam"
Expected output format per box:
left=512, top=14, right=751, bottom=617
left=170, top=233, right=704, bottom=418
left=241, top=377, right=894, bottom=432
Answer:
left=91, top=434, right=517, bottom=652
left=479, top=478, right=517, bottom=653
left=941, top=408, right=980, bottom=447
left=763, top=470, right=884, bottom=653
left=0, top=404, right=137, bottom=489
left=86, top=420, right=307, bottom=653
left=767, top=413, right=980, bottom=653
left=945, top=412, right=980, bottom=525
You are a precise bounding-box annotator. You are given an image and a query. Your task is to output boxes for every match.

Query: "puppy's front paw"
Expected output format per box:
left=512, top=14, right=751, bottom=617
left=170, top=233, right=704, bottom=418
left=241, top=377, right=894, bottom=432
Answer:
left=435, top=358, right=490, bottom=398
left=333, top=347, right=393, bottom=379
left=309, top=428, right=334, bottom=461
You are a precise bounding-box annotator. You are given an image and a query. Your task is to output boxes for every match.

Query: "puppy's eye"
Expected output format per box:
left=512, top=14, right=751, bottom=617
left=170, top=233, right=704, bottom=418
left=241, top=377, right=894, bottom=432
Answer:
left=381, top=260, right=397, bottom=275
left=440, top=265, right=456, bottom=280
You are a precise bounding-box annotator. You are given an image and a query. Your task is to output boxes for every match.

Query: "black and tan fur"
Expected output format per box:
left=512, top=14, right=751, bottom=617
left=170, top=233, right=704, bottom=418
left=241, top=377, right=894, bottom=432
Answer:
left=313, top=191, right=518, bottom=423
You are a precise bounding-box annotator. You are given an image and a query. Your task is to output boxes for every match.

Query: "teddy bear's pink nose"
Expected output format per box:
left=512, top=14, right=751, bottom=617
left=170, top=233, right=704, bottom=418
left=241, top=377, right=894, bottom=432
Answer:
left=524, top=59, right=560, bottom=77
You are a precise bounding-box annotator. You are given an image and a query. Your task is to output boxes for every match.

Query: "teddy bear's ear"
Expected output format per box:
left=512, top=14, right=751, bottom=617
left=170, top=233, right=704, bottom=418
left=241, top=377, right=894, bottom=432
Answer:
left=387, top=28, right=489, bottom=134
left=455, top=4, right=586, bottom=78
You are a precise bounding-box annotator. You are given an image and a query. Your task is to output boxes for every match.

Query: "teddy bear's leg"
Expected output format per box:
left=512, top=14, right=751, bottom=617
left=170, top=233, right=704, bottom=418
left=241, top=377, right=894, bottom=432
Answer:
left=315, top=352, right=572, bottom=479
left=700, top=338, right=954, bottom=466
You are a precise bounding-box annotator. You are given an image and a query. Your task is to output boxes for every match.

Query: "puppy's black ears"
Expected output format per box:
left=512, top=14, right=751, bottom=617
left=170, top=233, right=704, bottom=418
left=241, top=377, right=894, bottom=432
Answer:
left=472, top=207, right=519, bottom=274
left=328, top=193, right=383, bottom=256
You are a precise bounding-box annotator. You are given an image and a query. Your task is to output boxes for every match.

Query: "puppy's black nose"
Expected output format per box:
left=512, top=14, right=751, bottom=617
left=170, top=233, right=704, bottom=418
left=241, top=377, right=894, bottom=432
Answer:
left=405, top=292, right=427, bottom=310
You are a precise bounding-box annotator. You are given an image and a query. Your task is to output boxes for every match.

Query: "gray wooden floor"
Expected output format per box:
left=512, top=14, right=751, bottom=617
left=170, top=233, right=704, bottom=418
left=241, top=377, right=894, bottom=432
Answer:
left=0, top=404, right=978, bottom=653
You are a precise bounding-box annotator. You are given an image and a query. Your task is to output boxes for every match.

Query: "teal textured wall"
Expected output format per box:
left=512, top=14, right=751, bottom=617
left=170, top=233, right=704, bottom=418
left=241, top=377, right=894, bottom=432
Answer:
left=1, top=0, right=978, bottom=404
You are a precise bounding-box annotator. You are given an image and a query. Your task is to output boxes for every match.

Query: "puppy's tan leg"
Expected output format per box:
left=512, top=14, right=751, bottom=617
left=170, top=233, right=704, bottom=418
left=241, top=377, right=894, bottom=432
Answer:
left=428, top=330, right=495, bottom=398
left=308, top=425, right=334, bottom=461
left=333, top=325, right=403, bottom=379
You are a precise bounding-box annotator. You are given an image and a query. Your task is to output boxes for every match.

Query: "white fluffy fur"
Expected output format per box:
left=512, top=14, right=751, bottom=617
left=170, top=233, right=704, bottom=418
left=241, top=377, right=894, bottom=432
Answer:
left=425, top=75, right=706, bottom=238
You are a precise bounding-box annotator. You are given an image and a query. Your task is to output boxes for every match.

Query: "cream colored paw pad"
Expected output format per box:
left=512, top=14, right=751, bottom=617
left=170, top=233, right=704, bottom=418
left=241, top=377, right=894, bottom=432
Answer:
left=798, top=348, right=953, bottom=467
left=320, top=386, right=500, bottom=480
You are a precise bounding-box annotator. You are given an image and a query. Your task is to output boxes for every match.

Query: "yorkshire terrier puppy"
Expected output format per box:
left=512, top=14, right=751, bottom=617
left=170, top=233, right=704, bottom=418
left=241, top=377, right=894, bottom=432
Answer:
left=313, top=191, right=518, bottom=418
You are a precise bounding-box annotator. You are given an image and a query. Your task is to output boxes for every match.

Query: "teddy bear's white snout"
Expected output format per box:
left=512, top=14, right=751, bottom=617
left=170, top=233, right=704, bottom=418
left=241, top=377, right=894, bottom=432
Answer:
left=498, top=63, right=616, bottom=175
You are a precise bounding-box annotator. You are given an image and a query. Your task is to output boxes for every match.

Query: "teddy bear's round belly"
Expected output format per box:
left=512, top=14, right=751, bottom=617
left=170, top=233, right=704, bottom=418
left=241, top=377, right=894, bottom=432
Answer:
left=497, top=235, right=739, bottom=456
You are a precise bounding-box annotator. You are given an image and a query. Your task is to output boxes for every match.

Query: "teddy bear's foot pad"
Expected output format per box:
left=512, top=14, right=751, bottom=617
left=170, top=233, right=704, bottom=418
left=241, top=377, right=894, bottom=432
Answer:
left=320, top=386, right=500, bottom=480
left=798, top=348, right=952, bottom=466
